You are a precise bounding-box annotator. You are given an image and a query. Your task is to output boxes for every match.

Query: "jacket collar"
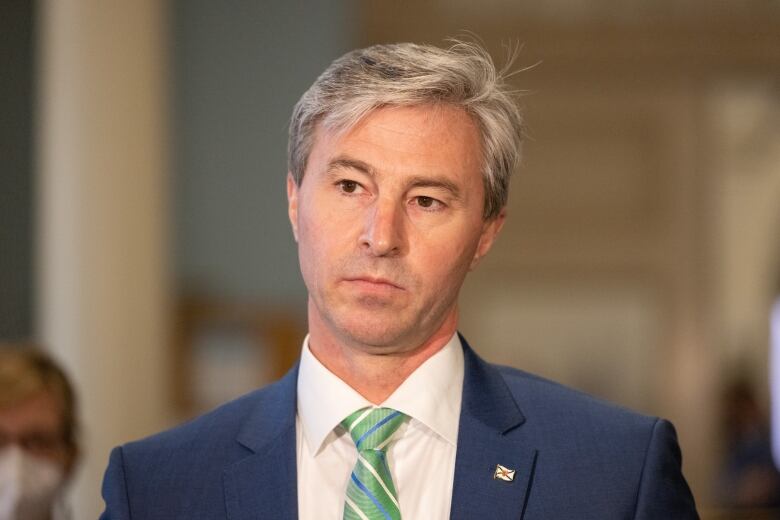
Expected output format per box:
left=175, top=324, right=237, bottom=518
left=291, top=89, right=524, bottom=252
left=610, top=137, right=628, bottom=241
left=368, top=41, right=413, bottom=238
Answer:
left=458, top=334, right=526, bottom=432
left=450, top=335, right=537, bottom=519
left=224, top=365, right=299, bottom=520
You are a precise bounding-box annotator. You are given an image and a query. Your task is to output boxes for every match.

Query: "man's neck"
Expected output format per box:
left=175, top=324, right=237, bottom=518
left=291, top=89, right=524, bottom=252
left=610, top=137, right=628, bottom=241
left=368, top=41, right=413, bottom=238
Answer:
left=306, top=307, right=458, bottom=404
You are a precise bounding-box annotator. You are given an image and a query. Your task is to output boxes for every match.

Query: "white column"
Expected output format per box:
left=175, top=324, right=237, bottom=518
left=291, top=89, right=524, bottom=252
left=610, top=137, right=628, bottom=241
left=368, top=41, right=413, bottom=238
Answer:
left=36, top=1, right=171, bottom=517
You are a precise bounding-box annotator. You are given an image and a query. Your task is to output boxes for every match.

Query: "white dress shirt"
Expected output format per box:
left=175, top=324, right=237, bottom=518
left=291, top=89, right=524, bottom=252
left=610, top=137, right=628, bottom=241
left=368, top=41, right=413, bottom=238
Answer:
left=296, top=333, right=465, bottom=519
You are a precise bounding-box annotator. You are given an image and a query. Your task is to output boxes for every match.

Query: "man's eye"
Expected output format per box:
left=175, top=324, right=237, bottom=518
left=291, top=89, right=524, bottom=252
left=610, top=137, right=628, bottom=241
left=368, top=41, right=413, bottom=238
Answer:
left=414, top=196, right=441, bottom=209
left=338, top=180, right=359, bottom=193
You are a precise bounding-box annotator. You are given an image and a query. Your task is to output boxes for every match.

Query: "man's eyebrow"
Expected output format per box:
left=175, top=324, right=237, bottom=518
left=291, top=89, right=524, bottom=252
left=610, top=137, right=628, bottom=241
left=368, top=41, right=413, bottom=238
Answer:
left=326, top=156, right=376, bottom=177
left=407, top=176, right=462, bottom=200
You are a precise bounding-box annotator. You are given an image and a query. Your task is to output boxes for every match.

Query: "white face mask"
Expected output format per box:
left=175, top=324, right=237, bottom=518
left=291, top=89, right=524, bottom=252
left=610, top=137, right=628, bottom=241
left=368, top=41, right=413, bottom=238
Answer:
left=0, top=445, right=64, bottom=520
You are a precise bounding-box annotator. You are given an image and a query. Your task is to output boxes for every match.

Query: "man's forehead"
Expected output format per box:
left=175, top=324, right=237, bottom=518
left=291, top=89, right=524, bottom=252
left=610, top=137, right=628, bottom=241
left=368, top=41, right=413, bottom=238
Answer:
left=313, top=105, right=481, bottom=159
left=308, top=106, right=482, bottom=181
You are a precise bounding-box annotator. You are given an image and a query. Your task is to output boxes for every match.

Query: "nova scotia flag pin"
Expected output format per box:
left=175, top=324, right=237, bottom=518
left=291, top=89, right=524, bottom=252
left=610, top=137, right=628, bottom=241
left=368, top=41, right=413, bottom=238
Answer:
left=493, top=464, right=515, bottom=482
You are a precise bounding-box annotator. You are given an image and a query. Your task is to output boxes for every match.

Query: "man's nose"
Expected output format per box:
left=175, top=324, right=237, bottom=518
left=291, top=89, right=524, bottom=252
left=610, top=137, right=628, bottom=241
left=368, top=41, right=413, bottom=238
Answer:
left=360, top=199, right=405, bottom=257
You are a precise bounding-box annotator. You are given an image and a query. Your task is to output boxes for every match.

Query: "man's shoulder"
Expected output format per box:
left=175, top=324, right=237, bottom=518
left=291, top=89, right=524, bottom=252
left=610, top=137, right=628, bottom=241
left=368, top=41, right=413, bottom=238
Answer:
left=121, top=368, right=297, bottom=460
left=458, top=352, right=698, bottom=517
left=491, top=362, right=659, bottom=435
left=100, top=369, right=299, bottom=517
left=126, top=387, right=259, bottom=449
left=463, top=361, right=697, bottom=517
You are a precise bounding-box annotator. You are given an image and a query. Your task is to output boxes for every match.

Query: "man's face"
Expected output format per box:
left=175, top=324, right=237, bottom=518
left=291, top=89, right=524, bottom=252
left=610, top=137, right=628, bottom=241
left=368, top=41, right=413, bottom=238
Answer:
left=288, top=105, right=504, bottom=353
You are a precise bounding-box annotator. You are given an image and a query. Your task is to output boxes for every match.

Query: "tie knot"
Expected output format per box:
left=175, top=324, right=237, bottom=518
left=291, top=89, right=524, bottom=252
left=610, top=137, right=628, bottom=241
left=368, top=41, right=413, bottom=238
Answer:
left=341, top=407, right=405, bottom=451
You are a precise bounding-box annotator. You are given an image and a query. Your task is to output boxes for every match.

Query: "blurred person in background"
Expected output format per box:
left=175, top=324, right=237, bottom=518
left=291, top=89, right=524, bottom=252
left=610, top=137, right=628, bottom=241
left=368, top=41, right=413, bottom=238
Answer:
left=716, top=377, right=780, bottom=511
left=0, top=346, right=78, bottom=520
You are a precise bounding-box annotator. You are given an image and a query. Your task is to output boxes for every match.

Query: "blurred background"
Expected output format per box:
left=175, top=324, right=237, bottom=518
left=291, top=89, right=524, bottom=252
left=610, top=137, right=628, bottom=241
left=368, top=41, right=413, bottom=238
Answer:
left=2, top=0, right=779, bottom=517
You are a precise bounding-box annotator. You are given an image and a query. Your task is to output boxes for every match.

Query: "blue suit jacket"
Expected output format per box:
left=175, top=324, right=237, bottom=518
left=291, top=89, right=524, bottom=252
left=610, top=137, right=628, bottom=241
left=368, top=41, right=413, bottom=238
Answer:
left=100, top=338, right=698, bottom=519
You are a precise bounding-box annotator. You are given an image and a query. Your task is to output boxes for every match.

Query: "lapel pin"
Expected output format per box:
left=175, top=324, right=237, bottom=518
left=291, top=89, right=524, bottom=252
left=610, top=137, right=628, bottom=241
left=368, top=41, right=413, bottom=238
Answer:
left=493, top=464, right=515, bottom=482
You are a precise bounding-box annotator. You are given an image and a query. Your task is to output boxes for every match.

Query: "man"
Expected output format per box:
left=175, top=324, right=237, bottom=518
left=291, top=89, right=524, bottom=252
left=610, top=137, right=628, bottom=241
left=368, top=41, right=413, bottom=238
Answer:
left=101, top=41, right=698, bottom=518
left=0, top=346, right=79, bottom=520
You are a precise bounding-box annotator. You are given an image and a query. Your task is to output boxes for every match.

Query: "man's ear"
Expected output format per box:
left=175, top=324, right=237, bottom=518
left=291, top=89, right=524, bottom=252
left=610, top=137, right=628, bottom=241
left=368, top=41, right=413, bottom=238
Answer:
left=470, top=209, right=506, bottom=270
left=287, top=173, right=299, bottom=242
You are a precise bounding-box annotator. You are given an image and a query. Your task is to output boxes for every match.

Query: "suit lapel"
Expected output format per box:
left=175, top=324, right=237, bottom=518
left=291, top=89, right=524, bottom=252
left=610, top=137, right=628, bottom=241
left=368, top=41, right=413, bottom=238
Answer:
left=450, top=338, right=537, bottom=519
left=224, top=365, right=299, bottom=520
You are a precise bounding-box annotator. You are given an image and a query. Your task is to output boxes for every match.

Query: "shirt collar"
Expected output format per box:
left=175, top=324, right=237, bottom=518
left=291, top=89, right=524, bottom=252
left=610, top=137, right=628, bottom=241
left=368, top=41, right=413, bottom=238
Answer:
left=296, top=333, right=464, bottom=455
left=382, top=334, right=463, bottom=446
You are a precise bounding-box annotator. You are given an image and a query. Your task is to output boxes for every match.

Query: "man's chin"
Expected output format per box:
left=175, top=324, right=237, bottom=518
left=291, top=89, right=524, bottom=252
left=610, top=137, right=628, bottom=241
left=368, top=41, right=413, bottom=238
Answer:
left=334, top=317, right=418, bottom=352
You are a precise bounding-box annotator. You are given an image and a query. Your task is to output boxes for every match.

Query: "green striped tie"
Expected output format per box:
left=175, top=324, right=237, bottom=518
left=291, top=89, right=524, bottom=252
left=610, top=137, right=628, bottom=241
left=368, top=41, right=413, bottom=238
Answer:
left=341, top=407, right=406, bottom=520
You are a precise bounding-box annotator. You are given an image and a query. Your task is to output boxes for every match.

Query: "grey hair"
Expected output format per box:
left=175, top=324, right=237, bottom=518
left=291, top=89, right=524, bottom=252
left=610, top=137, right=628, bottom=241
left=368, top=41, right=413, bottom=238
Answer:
left=288, top=40, right=524, bottom=220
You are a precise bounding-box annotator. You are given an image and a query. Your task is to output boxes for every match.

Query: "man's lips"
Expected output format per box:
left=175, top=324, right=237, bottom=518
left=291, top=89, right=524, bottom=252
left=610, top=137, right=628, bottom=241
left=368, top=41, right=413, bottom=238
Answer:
left=342, top=276, right=404, bottom=291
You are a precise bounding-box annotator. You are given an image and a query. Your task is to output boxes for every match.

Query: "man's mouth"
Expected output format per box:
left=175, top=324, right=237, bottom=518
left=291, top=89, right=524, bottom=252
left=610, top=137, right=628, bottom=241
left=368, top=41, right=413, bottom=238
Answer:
left=342, top=276, right=404, bottom=291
